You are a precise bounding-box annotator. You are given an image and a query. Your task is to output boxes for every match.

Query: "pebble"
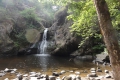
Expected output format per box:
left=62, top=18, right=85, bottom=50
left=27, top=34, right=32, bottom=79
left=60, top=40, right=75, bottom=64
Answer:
left=76, top=75, right=81, bottom=80
left=69, top=74, right=76, bottom=80
left=91, top=71, right=96, bottom=73
left=23, top=74, right=28, bottom=77
left=4, top=68, right=12, bottom=72
left=49, top=75, right=56, bottom=80
left=0, top=73, right=5, bottom=77
left=56, top=77, right=61, bottom=80
left=64, top=76, right=72, bottom=80
left=61, top=70, right=66, bottom=74
left=17, top=74, right=23, bottom=80
left=52, top=72, right=59, bottom=76
left=75, top=71, right=80, bottom=75
left=4, top=78, right=9, bottom=80
left=105, top=70, right=109, bottom=73
left=90, top=68, right=96, bottom=71
left=29, top=72, right=36, bottom=75
left=69, top=71, right=74, bottom=73
left=11, top=71, right=16, bottom=74
left=105, top=74, right=111, bottom=78
left=87, top=73, right=98, bottom=77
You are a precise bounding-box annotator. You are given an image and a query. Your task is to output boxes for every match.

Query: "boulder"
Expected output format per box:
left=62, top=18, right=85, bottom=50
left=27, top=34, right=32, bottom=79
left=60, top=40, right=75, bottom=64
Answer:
left=64, top=76, right=72, bottom=80
left=105, top=74, right=111, bottom=78
left=61, top=70, right=66, bottom=74
left=75, top=55, right=94, bottom=61
left=69, top=74, right=76, bottom=80
left=52, top=72, right=59, bottom=76
left=0, top=73, right=5, bottom=77
left=75, top=71, right=80, bottom=75
left=17, top=74, right=23, bottom=80
left=76, top=75, right=81, bottom=80
left=87, top=73, right=98, bottom=77
left=49, top=76, right=56, bottom=80
left=105, top=70, right=109, bottom=73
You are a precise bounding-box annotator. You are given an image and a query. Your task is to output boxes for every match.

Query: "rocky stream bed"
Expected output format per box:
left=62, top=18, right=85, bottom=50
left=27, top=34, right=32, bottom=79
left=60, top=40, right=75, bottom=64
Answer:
left=0, top=65, right=114, bottom=80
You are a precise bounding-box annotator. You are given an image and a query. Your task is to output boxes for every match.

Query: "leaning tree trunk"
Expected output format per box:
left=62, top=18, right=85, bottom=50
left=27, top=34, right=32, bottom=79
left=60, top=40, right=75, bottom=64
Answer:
left=93, top=0, right=120, bottom=80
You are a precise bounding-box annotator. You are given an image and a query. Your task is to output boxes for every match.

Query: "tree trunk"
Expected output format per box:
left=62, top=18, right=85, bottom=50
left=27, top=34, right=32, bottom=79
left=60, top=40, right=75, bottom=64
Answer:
left=93, top=0, right=120, bottom=80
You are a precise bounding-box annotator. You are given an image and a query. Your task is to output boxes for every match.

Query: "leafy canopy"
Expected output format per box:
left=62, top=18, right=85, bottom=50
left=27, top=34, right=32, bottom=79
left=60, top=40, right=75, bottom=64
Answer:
left=48, top=0, right=120, bottom=48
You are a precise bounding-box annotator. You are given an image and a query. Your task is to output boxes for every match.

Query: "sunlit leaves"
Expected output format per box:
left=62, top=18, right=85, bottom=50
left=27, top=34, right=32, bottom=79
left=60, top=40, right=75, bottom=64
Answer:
left=106, top=0, right=120, bottom=30
left=66, top=0, right=120, bottom=47
left=67, top=0, right=98, bottom=46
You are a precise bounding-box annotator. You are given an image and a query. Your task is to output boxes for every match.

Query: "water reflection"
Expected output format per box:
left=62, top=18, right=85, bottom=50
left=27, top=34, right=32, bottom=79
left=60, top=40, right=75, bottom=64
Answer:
left=0, top=54, right=96, bottom=73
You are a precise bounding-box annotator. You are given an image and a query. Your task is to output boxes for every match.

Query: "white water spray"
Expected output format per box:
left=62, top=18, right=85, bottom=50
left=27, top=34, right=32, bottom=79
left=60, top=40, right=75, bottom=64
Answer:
left=39, top=28, right=48, bottom=54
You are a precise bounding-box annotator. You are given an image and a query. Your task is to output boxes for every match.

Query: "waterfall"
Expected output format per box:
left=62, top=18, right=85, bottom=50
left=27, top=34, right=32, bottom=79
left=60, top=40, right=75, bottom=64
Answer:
left=38, top=28, right=48, bottom=54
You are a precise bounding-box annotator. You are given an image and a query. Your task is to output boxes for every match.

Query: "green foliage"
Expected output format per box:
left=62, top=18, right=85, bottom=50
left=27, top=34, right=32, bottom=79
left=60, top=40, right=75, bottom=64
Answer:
left=65, top=0, right=120, bottom=48
left=14, top=32, right=29, bottom=48
left=20, top=8, right=41, bottom=22
left=67, top=0, right=100, bottom=47
left=106, top=0, right=120, bottom=30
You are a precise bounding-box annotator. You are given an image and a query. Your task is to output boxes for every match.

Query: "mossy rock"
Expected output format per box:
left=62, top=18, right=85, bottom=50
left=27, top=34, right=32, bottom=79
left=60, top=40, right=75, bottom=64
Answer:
left=25, top=29, right=40, bottom=43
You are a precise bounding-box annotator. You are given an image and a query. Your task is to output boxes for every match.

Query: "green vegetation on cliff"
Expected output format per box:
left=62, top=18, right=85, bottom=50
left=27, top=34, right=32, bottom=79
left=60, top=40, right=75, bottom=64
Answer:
left=0, top=0, right=57, bottom=53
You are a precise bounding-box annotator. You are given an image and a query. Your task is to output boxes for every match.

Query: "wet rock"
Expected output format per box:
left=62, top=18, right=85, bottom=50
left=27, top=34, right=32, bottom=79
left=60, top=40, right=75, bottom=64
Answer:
left=97, top=69, right=102, bottom=72
left=0, top=70, right=5, bottom=73
left=105, top=70, right=109, bottom=73
left=64, top=76, right=72, bottom=80
left=69, top=74, right=76, bottom=80
left=69, top=71, right=74, bottom=73
left=0, top=72, right=5, bottom=77
left=17, top=74, right=23, bottom=80
left=75, top=55, right=94, bottom=61
left=105, top=74, right=111, bottom=78
left=10, top=71, right=15, bottom=74
left=109, top=71, right=114, bottom=79
left=22, top=77, right=29, bottom=80
left=29, top=72, right=36, bottom=75
left=41, top=74, right=48, bottom=78
left=52, top=72, right=59, bottom=76
left=56, top=77, right=61, bottom=80
left=87, top=73, right=98, bottom=77
left=4, top=68, right=12, bottom=72
left=61, top=70, right=66, bottom=74
left=91, top=71, right=96, bottom=73
left=81, top=70, right=87, bottom=73
left=96, top=67, right=102, bottom=72
left=23, top=74, right=28, bottom=77
left=62, top=76, right=66, bottom=80
left=4, top=78, right=9, bottom=80
left=36, top=72, right=41, bottom=77
left=12, top=68, right=17, bottom=72
left=40, top=78, right=46, bottom=80
left=49, top=75, right=56, bottom=80
left=30, top=77, right=37, bottom=80
left=95, top=77, right=101, bottom=80
left=76, top=75, right=81, bottom=80
left=30, top=74, right=37, bottom=77
left=75, top=71, right=80, bottom=75
left=46, top=75, right=49, bottom=80
left=90, top=68, right=96, bottom=71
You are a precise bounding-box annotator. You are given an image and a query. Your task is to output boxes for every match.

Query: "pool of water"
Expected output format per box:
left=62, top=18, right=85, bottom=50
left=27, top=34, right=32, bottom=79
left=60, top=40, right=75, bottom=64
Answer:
left=0, top=54, right=112, bottom=79
left=0, top=54, right=111, bottom=80
left=0, top=54, right=97, bottom=72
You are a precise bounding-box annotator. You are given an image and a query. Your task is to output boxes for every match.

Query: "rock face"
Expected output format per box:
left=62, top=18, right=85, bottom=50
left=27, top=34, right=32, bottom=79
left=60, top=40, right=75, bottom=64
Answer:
left=0, top=20, right=14, bottom=54
left=48, top=7, right=81, bottom=56
left=0, top=0, right=53, bottom=55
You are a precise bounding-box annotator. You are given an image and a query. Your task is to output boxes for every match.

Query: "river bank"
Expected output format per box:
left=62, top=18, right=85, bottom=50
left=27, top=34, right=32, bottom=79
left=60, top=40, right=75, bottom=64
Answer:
left=0, top=66, right=113, bottom=80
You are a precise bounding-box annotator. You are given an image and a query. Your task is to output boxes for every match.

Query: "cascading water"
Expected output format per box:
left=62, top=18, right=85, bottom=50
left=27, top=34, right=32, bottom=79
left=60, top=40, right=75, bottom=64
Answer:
left=38, top=28, right=48, bottom=54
